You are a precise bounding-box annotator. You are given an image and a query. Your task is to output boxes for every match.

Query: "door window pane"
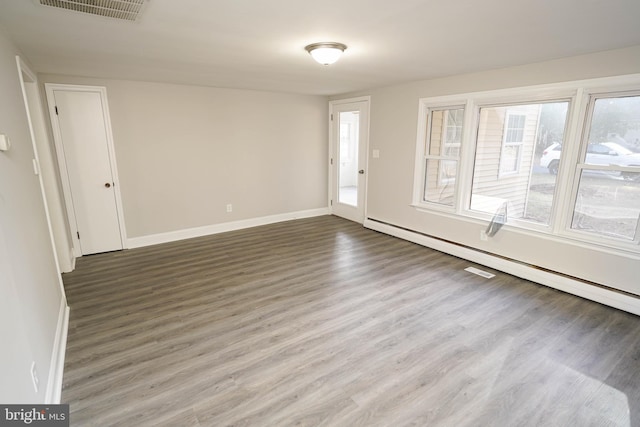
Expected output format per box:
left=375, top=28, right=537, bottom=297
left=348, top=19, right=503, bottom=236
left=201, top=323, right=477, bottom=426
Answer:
left=338, top=111, right=359, bottom=206
left=471, top=102, right=569, bottom=225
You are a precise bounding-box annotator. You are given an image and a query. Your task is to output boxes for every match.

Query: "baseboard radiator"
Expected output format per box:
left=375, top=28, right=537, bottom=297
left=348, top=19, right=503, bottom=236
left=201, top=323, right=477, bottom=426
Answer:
left=363, top=217, right=640, bottom=316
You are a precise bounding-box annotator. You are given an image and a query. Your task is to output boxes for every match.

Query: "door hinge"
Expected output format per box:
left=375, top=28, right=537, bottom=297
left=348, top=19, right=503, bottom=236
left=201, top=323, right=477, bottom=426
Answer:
left=330, top=113, right=333, bottom=121
left=55, top=106, right=59, bottom=115
left=77, top=231, right=80, bottom=240
left=330, top=199, right=333, bottom=206
left=330, top=158, right=333, bottom=165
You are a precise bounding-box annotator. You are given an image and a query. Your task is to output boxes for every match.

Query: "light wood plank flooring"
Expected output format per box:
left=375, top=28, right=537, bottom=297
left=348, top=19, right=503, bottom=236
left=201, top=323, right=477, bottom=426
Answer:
left=61, top=215, right=640, bottom=426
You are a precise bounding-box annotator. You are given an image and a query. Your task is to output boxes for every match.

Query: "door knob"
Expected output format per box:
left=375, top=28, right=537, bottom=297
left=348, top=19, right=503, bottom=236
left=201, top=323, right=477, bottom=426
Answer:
left=358, top=169, right=365, bottom=174
left=104, top=183, right=111, bottom=188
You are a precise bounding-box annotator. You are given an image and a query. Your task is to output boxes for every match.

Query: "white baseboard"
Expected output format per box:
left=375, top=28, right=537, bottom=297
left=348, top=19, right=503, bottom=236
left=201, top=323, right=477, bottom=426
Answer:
left=128, top=208, right=330, bottom=249
left=45, top=298, right=69, bottom=404
left=364, top=218, right=640, bottom=316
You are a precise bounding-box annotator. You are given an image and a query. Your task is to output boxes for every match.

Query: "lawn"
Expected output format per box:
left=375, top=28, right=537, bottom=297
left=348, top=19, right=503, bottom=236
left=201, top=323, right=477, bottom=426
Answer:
left=524, top=170, right=640, bottom=240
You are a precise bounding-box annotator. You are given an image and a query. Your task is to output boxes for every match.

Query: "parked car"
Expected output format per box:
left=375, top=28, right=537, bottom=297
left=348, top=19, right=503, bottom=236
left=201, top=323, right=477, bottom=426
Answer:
left=540, top=142, right=640, bottom=180
left=540, top=142, right=562, bottom=174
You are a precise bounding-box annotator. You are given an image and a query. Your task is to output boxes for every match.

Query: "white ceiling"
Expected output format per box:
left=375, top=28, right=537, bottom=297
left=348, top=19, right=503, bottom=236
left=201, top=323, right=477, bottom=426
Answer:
left=1, top=0, right=640, bottom=95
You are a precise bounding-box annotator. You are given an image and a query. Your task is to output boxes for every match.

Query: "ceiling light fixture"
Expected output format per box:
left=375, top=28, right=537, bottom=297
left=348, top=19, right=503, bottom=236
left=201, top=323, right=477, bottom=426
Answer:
left=305, top=42, right=347, bottom=65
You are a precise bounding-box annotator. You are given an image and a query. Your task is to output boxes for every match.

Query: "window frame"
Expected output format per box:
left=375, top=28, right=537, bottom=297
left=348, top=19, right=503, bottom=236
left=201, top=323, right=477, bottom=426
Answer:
left=563, top=90, right=640, bottom=246
left=413, top=102, right=467, bottom=211
left=412, top=74, right=640, bottom=256
left=467, top=100, right=570, bottom=230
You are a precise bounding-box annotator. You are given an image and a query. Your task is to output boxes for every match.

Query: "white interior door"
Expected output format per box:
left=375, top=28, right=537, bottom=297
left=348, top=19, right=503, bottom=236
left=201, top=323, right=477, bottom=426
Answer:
left=47, top=86, right=124, bottom=255
left=330, top=99, right=369, bottom=223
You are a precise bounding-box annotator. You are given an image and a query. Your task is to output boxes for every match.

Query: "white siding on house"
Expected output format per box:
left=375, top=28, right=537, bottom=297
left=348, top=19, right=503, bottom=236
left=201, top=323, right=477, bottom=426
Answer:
left=471, top=104, right=540, bottom=218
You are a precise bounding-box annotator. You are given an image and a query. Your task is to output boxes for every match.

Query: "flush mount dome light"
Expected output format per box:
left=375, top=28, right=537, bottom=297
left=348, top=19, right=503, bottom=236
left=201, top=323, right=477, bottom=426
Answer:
left=305, top=42, right=347, bottom=65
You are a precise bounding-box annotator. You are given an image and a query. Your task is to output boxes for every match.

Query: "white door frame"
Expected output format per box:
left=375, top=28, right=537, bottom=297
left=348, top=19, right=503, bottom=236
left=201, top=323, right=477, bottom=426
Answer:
left=329, top=96, right=371, bottom=223
left=45, top=84, right=127, bottom=257
left=15, top=57, right=68, bottom=298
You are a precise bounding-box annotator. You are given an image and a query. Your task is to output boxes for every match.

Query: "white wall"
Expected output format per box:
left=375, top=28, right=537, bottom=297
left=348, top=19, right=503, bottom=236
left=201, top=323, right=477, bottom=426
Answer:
left=40, top=75, right=328, bottom=240
left=332, top=45, right=640, bottom=297
left=0, top=29, right=66, bottom=402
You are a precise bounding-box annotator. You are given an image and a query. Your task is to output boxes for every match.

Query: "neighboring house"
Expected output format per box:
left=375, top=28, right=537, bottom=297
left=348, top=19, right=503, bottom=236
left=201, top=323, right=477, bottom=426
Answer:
left=422, top=104, right=540, bottom=220
left=471, top=104, right=541, bottom=219
left=424, top=105, right=542, bottom=218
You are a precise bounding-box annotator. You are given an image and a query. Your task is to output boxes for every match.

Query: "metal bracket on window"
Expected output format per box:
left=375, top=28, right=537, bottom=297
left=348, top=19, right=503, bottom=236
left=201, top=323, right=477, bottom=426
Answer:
left=486, top=201, right=508, bottom=237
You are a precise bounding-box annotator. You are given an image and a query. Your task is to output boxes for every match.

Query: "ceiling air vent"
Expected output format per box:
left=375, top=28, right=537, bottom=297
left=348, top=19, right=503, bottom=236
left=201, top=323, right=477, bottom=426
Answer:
left=38, top=0, right=146, bottom=22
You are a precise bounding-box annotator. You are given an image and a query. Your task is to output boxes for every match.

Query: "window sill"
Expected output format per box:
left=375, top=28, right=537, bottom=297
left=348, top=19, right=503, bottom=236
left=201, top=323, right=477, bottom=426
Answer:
left=411, top=204, right=640, bottom=260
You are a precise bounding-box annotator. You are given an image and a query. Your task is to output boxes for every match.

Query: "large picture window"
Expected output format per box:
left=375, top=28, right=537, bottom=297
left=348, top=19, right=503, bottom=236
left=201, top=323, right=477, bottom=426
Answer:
left=413, top=77, right=640, bottom=253
left=470, top=102, right=569, bottom=225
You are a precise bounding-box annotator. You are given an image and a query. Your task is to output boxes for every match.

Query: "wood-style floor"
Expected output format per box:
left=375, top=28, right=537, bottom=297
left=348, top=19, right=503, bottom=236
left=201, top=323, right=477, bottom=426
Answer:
left=61, top=215, right=640, bottom=427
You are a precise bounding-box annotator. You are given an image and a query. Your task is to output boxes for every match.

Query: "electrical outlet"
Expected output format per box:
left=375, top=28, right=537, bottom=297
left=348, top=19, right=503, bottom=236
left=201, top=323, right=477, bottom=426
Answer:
left=226, top=204, right=233, bottom=213
left=30, top=362, right=39, bottom=393
left=480, top=230, right=488, bottom=241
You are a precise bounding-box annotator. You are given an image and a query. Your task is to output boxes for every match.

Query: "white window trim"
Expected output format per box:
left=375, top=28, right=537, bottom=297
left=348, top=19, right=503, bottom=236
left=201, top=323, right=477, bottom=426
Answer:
left=412, top=73, right=640, bottom=257
left=463, top=97, right=573, bottom=226
left=562, top=89, right=640, bottom=246
left=413, top=102, right=466, bottom=212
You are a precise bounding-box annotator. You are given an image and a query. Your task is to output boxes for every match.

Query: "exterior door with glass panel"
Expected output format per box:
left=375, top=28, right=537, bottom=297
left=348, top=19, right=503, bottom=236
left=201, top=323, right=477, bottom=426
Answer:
left=330, top=99, right=369, bottom=223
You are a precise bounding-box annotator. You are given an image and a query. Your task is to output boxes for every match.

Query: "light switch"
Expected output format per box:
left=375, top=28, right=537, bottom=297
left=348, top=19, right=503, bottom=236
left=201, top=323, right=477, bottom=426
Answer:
left=372, top=149, right=380, bottom=158
left=0, top=134, right=10, bottom=152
